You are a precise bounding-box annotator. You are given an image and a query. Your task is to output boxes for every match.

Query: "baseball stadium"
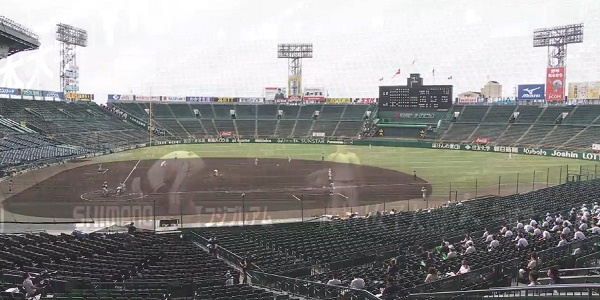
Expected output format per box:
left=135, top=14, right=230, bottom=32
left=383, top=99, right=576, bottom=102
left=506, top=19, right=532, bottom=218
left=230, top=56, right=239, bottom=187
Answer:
left=1, top=2, right=600, bottom=300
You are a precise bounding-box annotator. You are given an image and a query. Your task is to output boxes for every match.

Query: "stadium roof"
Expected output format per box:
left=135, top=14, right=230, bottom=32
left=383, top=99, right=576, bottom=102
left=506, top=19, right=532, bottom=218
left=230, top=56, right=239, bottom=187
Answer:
left=0, top=16, right=40, bottom=58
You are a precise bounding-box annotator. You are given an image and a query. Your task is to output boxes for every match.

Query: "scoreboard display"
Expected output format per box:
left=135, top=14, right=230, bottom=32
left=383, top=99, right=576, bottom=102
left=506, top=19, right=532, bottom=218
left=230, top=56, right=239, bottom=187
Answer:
left=379, top=73, right=453, bottom=110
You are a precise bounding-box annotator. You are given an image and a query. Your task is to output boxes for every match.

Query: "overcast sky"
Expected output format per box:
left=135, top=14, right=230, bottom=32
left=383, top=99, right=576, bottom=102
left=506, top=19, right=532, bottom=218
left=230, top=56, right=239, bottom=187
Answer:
left=0, top=0, right=599, bottom=102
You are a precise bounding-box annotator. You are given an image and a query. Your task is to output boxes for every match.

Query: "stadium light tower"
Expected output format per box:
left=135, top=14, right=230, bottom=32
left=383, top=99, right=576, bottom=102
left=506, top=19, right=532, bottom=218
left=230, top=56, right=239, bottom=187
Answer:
left=277, top=43, right=313, bottom=101
left=56, top=23, right=88, bottom=95
left=533, top=23, right=583, bottom=68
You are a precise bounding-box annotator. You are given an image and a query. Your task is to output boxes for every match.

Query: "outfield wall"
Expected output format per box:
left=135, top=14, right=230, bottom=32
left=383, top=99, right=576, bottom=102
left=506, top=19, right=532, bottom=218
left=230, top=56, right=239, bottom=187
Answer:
left=136, top=137, right=600, bottom=163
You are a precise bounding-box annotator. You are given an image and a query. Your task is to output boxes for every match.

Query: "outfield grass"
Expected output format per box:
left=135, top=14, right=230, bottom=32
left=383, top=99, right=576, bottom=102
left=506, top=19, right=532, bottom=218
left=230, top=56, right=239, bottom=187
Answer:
left=97, top=144, right=600, bottom=199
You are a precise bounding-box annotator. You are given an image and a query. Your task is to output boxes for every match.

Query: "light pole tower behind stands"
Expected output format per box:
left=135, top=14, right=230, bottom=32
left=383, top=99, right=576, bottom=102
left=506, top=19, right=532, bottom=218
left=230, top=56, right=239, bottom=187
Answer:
left=56, top=23, right=88, bottom=96
left=277, top=43, right=313, bottom=101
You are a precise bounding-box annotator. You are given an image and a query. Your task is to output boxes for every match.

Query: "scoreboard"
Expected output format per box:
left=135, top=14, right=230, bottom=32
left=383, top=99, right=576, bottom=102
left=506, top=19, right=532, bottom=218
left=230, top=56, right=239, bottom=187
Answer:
left=379, top=73, right=453, bottom=110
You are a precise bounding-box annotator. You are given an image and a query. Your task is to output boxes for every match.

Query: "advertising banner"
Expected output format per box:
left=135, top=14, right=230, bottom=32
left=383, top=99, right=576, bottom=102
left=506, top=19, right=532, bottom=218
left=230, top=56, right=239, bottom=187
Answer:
left=66, top=92, right=94, bottom=101
left=517, top=84, right=545, bottom=100
left=264, top=87, right=287, bottom=102
left=287, top=75, right=302, bottom=101
left=22, top=89, right=43, bottom=97
left=220, top=131, right=234, bottom=137
left=351, top=98, right=377, bottom=104
left=0, top=87, right=21, bottom=95
left=64, top=85, right=79, bottom=92
left=593, top=144, right=600, bottom=151
left=235, top=97, right=264, bottom=103
left=65, top=78, right=79, bottom=85
left=303, top=87, right=326, bottom=101
left=161, top=96, right=186, bottom=102
left=216, top=97, right=236, bottom=103
left=568, top=82, right=600, bottom=100
left=312, top=132, right=325, bottom=137
left=135, top=95, right=160, bottom=101
left=186, top=96, right=214, bottom=102
left=42, top=91, right=64, bottom=99
left=326, top=98, right=350, bottom=104
left=546, top=67, right=565, bottom=102
left=108, top=94, right=135, bottom=101
left=473, top=137, right=490, bottom=144
left=64, top=69, right=78, bottom=78
left=457, top=96, right=481, bottom=103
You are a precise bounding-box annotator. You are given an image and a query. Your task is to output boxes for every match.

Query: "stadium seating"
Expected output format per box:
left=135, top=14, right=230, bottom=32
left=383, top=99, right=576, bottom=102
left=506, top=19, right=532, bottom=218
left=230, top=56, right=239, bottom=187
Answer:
left=435, top=104, right=600, bottom=149
left=193, top=178, right=600, bottom=297
left=108, top=102, right=368, bottom=139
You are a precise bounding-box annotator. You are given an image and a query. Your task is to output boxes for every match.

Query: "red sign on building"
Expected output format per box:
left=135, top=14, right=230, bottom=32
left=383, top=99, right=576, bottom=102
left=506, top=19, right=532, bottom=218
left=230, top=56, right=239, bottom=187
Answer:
left=545, top=67, right=565, bottom=102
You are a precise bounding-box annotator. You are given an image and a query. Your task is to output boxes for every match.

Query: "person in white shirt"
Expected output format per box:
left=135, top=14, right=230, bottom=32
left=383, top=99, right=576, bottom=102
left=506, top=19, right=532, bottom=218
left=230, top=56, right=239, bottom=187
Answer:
left=542, top=230, right=552, bottom=240
left=574, top=228, right=586, bottom=240
left=524, top=224, right=533, bottom=233
left=516, top=222, right=524, bottom=230
left=590, top=223, right=600, bottom=234
left=530, top=219, right=538, bottom=227
left=561, top=226, right=571, bottom=235
left=546, top=213, right=553, bottom=223
left=563, top=220, right=572, bottom=227
left=533, top=227, right=542, bottom=236
left=461, top=234, right=472, bottom=246
left=457, top=260, right=471, bottom=274
left=485, top=233, right=494, bottom=243
left=504, top=230, right=513, bottom=238
left=349, top=273, right=365, bottom=289
left=463, top=241, right=476, bottom=255
left=551, top=223, right=561, bottom=232
left=500, top=225, right=508, bottom=235
left=446, top=247, right=458, bottom=260
left=515, top=234, right=529, bottom=250
left=555, top=215, right=563, bottom=223
left=489, top=236, right=500, bottom=250
left=542, top=221, right=549, bottom=228
left=482, top=229, right=490, bottom=240
left=557, top=234, right=568, bottom=247
left=579, top=222, right=588, bottom=231
left=327, top=272, right=342, bottom=285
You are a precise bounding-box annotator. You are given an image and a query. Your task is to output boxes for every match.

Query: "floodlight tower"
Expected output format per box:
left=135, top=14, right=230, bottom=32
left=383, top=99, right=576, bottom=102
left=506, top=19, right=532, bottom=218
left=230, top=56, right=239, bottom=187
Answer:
left=277, top=43, right=313, bottom=100
left=533, top=23, right=583, bottom=68
left=56, top=23, right=88, bottom=95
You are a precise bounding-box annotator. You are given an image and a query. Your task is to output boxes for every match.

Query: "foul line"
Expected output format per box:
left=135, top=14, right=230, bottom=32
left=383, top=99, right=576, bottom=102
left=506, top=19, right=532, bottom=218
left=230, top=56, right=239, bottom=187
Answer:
left=292, top=194, right=302, bottom=202
left=123, top=148, right=152, bottom=185
left=335, top=193, right=349, bottom=199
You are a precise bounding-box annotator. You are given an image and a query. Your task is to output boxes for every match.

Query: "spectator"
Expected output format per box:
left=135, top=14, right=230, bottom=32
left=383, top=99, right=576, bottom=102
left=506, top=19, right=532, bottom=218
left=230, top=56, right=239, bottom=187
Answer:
left=208, top=237, right=218, bottom=257
left=541, top=229, right=552, bottom=240
left=533, top=226, right=542, bottom=236
left=482, top=228, right=490, bottom=240
left=350, top=272, right=365, bottom=289
left=547, top=267, right=561, bottom=285
left=504, top=229, right=513, bottom=238
left=387, top=259, right=399, bottom=277
left=463, top=241, right=476, bottom=255
left=519, top=252, right=538, bottom=281
left=380, top=276, right=400, bottom=298
left=488, top=235, right=500, bottom=250
left=424, top=267, right=439, bottom=283
left=457, top=260, right=471, bottom=275
left=590, top=223, right=600, bottom=234
left=515, top=233, right=529, bottom=250
left=530, top=218, right=538, bottom=227
left=225, top=271, right=234, bottom=286
left=241, top=256, right=253, bottom=284
left=528, top=272, right=540, bottom=286
left=327, top=272, right=342, bottom=285
left=573, top=228, right=586, bottom=240
left=446, top=246, right=458, bottom=260
left=557, top=234, right=568, bottom=247
left=561, top=225, right=571, bottom=235
left=22, top=273, right=43, bottom=298
left=127, top=222, right=136, bottom=234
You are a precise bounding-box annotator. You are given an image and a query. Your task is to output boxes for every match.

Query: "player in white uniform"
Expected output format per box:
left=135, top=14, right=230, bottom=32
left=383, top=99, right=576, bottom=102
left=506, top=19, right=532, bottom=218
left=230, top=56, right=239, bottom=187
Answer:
left=288, top=156, right=291, bottom=163
left=329, top=181, right=335, bottom=196
left=97, top=164, right=103, bottom=173
left=421, top=187, right=427, bottom=201
left=255, top=157, right=258, bottom=166
left=214, top=169, right=219, bottom=177
left=116, top=182, right=125, bottom=195
left=102, top=181, right=108, bottom=196
left=328, top=168, right=333, bottom=181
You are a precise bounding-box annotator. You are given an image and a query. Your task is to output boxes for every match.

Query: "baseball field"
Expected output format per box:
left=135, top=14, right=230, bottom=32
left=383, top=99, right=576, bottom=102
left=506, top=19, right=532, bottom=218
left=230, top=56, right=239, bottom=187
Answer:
left=1, top=143, right=598, bottom=228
